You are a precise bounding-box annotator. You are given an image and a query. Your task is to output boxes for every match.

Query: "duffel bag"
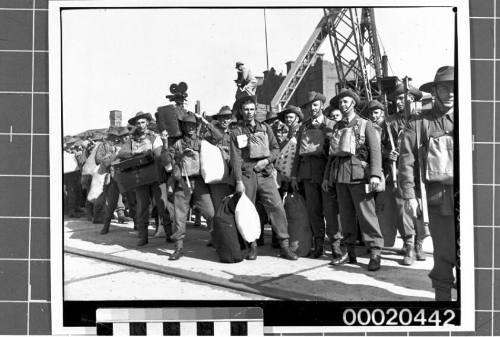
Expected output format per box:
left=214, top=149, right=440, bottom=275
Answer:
left=234, top=193, right=261, bottom=243
left=212, top=194, right=249, bottom=263
left=200, top=140, right=229, bottom=184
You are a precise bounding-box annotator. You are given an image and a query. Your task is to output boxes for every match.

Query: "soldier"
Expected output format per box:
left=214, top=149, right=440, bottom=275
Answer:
left=326, top=88, right=384, bottom=271
left=230, top=95, right=298, bottom=261
left=206, top=105, right=236, bottom=213
left=235, top=61, right=257, bottom=98
left=278, top=105, right=302, bottom=141
left=398, top=66, right=455, bottom=300
left=116, top=111, right=170, bottom=246
left=383, top=83, right=428, bottom=265
left=63, top=137, right=86, bottom=218
left=168, top=112, right=223, bottom=260
left=96, top=126, right=133, bottom=235
left=291, top=92, right=340, bottom=259
left=366, top=100, right=385, bottom=125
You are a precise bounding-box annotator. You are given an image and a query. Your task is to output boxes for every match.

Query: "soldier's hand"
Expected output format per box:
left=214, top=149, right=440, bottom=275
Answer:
left=383, top=149, right=399, bottom=161
left=321, top=180, right=329, bottom=193
left=406, top=198, right=420, bottom=219
left=369, top=176, right=381, bottom=192
left=291, top=178, right=299, bottom=192
left=253, top=159, right=269, bottom=172
left=235, top=180, right=245, bottom=194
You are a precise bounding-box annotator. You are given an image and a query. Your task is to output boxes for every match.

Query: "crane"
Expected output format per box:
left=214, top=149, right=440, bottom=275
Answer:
left=270, top=8, right=387, bottom=111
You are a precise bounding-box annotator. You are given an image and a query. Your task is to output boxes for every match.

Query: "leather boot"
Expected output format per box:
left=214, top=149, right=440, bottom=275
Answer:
left=415, top=240, right=426, bottom=261
left=117, top=210, right=132, bottom=224
left=310, top=238, right=325, bottom=258
left=100, top=221, right=110, bottom=235
left=367, top=254, right=381, bottom=271
left=402, top=243, right=415, bottom=266
left=279, top=239, right=298, bottom=260
left=329, top=242, right=347, bottom=265
left=347, top=245, right=357, bottom=263
left=169, top=241, right=183, bottom=261
left=246, top=241, right=258, bottom=260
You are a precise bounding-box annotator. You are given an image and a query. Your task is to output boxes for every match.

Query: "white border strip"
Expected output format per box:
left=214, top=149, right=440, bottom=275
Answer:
left=49, top=0, right=474, bottom=334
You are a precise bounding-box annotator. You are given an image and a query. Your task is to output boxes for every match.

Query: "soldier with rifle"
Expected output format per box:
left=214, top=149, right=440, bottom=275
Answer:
left=381, top=80, right=429, bottom=265
left=398, top=66, right=455, bottom=300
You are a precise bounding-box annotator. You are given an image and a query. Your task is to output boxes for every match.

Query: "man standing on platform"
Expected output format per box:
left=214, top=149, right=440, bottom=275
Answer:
left=398, top=66, right=455, bottom=300
left=230, top=95, right=298, bottom=261
left=326, top=89, right=384, bottom=271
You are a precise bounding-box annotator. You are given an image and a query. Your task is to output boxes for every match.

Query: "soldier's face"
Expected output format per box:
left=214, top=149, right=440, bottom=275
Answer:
left=135, top=118, right=148, bottom=133
left=331, top=109, right=342, bottom=121
left=183, top=122, right=197, bottom=136
left=434, top=82, right=454, bottom=110
left=339, top=96, right=355, bottom=114
left=284, top=113, right=297, bottom=126
left=370, top=108, right=384, bottom=123
left=242, top=102, right=256, bottom=122
left=219, top=115, right=232, bottom=129
left=395, top=93, right=415, bottom=112
left=309, top=100, right=322, bottom=116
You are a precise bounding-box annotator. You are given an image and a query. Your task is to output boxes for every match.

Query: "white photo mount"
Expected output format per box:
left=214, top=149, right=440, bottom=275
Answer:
left=49, top=0, right=473, bottom=334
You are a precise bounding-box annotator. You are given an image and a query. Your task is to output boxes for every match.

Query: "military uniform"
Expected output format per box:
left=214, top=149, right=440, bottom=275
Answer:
left=292, top=113, right=341, bottom=257
left=116, top=112, right=170, bottom=246
left=398, top=107, right=455, bottom=296
left=168, top=116, right=222, bottom=257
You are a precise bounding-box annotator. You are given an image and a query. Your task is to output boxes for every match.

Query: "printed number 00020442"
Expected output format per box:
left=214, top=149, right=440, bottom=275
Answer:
left=342, top=308, right=456, bottom=326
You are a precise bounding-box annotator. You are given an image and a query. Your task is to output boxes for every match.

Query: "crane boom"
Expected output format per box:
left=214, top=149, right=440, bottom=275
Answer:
left=270, top=8, right=384, bottom=111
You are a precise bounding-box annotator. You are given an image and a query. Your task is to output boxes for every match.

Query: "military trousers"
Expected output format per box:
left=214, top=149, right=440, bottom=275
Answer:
left=103, top=180, right=120, bottom=224
left=241, top=171, right=289, bottom=241
left=303, top=180, right=341, bottom=242
left=428, top=206, right=456, bottom=291
left=134, top=184, right=153, bottom=241
left=336, top=183, right=384, bottom=254
left=172, top=177, right=215, bottom=248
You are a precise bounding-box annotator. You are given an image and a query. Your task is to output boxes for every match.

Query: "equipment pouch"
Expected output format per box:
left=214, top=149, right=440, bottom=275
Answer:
left=181, top=150, right=201, bottom=177
left=248, top=131, right=270, bottom=159
left=299, top=128, right=325, bottom=156
left=329, top=127, right=356, bottom=157
left=426, top=134, right=453, bottom=184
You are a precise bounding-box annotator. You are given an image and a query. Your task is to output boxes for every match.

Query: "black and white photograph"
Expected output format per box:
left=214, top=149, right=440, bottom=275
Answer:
left=49, top=0, right=473, bottom=334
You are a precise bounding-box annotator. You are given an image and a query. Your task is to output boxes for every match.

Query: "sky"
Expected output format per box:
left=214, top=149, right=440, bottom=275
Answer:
left=61, top=7, right=455, bottom=135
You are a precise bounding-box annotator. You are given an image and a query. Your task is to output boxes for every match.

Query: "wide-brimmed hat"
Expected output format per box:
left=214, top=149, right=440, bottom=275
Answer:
left=419, top=66, right=454, bottom=93
left=179, top=113, right=197, bottom=124
left=302, top=91, right=326, bottom=107
left=329, top=88, right=361, bottom=108
left=107, top=126, right=130, bottom=138
left=278, top=105, right=304, bottom=122
left=64, top=136, right=79, bottom=146
left=232, top=95, right=257, bottom=112
left=128, top=111, right=152, bottom=126
left=213, top=105, right=233, bottom=118
left=235, top=61, right=244, bottom=69
left=387, top=83, right=423, bottom=101
left=365, top=100, right=385, bottom=112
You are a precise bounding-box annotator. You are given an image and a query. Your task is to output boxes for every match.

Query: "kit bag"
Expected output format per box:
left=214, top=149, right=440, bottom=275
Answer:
left=426, top=134, right=453, bottom=184
left=200, top=140, right=229, bottom=184
left=329, top=118, right=367, bottom=157
left=299, top=128, right=325, bottom=156
left=212, top=194, right=248, bottom=263
left=155, top=105, right=183, bottom=137
left=234, top=193, right=262, bottom=242
left=284, top=192, right=312, bottom=257
left=87, top=164, right=108, bottom=202
left=275, top=137, right=297, bottom=179
left=81, top=143, right=101, bottom=176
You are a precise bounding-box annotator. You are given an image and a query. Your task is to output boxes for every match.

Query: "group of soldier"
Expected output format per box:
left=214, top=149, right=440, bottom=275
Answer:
left=63, top=64, right=456, bottom=301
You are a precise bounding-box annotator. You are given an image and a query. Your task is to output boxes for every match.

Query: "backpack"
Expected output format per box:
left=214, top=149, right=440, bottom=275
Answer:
left=329, top=118, right=367, bottom=157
